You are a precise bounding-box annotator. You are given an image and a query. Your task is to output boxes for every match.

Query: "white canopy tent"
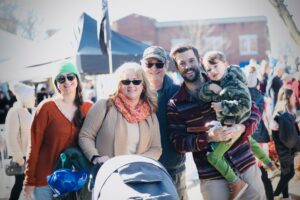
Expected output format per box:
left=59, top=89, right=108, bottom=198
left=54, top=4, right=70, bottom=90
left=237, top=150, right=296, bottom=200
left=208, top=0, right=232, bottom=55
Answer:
left=0, top=30, right=37, bottom=63
left=0, top=12, right=148, bottom=84
left=0, top=18, right=80, bottom=83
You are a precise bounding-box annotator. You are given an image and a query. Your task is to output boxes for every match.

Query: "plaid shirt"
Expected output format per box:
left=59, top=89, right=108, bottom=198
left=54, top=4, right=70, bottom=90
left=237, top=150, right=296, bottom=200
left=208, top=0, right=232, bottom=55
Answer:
left=167, top=78, right=261, bottom=180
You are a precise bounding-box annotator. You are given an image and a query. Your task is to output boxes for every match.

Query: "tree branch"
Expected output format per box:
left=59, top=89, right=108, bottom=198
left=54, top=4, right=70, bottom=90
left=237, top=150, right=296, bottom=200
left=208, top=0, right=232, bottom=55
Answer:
left=269, top=0, right=300, bottom=46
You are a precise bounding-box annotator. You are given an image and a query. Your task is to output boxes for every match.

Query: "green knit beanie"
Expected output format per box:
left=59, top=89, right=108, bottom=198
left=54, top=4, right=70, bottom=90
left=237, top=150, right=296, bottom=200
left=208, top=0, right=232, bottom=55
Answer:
left=56, top=63, right=80, bottom=79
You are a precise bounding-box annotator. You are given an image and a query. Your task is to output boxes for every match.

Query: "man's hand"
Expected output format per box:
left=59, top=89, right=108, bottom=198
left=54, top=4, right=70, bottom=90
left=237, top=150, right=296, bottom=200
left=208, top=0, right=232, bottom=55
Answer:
left=224, top=124, right=245, bottom=144
left=207, top=123, right=245, bottom=143
left=209, top=83, right=222, bottom=94
left=207, top=127, right=230, bottom=142
left=211, top=102, right=223, bottom=112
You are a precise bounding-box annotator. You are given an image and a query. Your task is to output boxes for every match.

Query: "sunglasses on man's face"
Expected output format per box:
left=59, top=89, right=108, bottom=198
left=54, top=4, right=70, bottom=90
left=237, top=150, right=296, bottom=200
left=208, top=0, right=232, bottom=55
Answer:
left=144, top=62, right=164, bottom=69
left=56, top=73, right=76, bottom=84
left=121, top=80, right=142, bottom=86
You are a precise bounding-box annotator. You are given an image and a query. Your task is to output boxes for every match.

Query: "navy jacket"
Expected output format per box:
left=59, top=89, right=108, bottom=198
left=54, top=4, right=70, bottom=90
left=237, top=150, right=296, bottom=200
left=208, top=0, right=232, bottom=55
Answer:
left=157, top=75, right=185, bottom=175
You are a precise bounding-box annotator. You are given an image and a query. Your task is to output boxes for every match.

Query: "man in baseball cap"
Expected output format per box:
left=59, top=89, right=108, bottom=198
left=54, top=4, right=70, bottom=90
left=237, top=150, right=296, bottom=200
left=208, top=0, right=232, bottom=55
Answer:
left=142, top=46, right=167, bottom=64
left=141, top=46, right=188, bottom=199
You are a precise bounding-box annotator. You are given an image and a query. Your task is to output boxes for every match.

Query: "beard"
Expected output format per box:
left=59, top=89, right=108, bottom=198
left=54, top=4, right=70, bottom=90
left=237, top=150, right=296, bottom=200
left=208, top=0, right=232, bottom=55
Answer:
left=182, top=67, right=200, bottom=83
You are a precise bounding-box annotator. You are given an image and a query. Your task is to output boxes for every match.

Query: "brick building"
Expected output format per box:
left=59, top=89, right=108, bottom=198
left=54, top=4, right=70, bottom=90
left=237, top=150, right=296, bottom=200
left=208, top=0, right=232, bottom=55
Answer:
left=112, top=14, right=270, bottom=67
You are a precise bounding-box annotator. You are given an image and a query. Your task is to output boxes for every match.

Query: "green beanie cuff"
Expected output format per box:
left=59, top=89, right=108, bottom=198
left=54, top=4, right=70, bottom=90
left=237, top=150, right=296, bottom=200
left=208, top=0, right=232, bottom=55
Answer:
left=56, top=63, right=80, bottom=79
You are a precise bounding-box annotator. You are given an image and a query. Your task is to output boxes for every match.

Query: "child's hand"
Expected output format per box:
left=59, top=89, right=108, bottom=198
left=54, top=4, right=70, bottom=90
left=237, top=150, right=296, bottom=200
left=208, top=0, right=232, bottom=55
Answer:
left=211, top=102, right=223, bottom=112
left=209, top=83, right=222, bottom=94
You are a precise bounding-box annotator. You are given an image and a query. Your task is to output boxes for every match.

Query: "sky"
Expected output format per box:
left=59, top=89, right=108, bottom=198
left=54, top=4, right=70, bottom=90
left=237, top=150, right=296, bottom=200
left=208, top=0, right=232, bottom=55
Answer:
left=9, top=0, right=300, bottom=61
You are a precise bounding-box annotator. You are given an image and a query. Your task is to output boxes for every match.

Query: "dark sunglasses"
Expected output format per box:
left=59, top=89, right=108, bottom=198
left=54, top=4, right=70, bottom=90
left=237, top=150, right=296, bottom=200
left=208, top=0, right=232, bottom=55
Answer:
left=145, top=62, right=164, bottom=69
left=121, top=80, right=142, bottom=85
left=56, top=73, right=76, bottom=84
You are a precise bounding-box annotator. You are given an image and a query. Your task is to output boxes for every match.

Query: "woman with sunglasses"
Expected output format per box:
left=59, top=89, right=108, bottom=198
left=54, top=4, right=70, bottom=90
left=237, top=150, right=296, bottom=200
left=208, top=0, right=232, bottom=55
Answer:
left=79, top=62, right=162, bottom=167
left=5, top=82, right=35, bottom=200
left=23, top=63, right=92, bottom=200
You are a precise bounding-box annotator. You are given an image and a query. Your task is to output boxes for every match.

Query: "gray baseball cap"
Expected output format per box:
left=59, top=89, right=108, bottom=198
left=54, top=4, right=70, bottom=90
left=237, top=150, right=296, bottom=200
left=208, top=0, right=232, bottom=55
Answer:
left=142, top=46, right=167, bottom=63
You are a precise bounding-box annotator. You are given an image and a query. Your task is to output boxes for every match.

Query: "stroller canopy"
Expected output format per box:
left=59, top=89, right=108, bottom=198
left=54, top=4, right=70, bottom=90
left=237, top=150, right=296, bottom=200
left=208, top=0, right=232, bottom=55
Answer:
left=92, top=155, right=178, bottom=200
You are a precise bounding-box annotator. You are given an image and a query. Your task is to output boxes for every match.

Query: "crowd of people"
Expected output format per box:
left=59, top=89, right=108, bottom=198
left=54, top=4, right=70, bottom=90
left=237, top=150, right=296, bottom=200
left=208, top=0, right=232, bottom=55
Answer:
left=0, top=44, right=300, bottom=200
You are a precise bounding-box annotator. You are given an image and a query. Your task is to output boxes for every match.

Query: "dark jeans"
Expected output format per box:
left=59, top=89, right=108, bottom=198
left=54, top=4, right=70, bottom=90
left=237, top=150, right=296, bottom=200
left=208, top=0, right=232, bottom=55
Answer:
left=273, top=164, right=295, bottom=198
left=260, top=166, right=273, bottom=200
left=9, top=173, right=25, bottom=200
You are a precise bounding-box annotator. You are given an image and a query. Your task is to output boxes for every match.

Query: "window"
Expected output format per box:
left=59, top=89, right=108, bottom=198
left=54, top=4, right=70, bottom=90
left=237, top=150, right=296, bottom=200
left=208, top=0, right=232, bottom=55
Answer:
left=239, top=35, right=258, bottom=55
left=204, top=36, right=223, bottom=51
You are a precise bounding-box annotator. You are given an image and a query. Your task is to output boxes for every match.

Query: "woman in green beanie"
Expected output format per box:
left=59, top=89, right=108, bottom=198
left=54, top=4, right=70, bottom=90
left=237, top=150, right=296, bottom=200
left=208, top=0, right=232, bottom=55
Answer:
left=23, top=63, right=93, bottom=200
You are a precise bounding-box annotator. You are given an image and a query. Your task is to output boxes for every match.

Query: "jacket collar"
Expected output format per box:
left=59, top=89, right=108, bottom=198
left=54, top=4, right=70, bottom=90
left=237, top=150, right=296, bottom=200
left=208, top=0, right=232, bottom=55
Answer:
left=158, top=75, right=173, bottom=92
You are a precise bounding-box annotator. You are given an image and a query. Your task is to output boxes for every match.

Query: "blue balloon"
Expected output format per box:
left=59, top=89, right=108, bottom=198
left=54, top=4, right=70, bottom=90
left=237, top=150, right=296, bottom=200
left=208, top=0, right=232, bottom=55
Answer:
left=47, top=168, right=88, bottom=197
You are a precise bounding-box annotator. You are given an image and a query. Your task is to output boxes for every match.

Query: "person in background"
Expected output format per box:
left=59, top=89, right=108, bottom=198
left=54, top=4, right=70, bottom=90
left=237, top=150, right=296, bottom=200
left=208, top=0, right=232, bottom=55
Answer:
left=0, top=90, right=10, bottom=124
left=23, top=63, right=92, bottom=200
left=266, top=64, right=284, bottom=111
left=79, top=62, right=161, bottom=167
left=5, top=82, right=35, bottom=200
left=258, top=59, right=271, bottom=95
left=7, top=89, right=17, bottom=108
left=247, top=67, right=279, bottom=200
left=141, top=46, right=187, bottom=199
left=285, top=73, right=299, bottom=110
left=36, top=87, right=49, bottom=105
left=271, top=88, right=300, bottom=199
left=167, top=44, right=266, bottom=200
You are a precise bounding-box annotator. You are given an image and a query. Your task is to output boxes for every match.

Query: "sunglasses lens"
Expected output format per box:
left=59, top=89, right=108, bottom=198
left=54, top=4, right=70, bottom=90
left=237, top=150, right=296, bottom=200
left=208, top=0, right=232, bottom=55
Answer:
left=121, top=80, right=142, bottom=85
left=146, top=63, right=154, bottom=68
left=56, top=76, right=66, bottom=84
left=56, top=74, right=76, bottom=84
left=121, top=80, right=131, bottom=85
left=66, top=74, right=75, bottom=81
left=155, top=63, right=164, bottom=68
left=132, top=80, right=142, bottom=85
left=145, top=62, right=164, bottom=69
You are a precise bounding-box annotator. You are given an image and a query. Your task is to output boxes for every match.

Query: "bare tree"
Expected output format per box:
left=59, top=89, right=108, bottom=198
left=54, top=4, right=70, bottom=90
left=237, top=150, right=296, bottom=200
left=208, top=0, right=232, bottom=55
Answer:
left=178, top=21, right=231, bottom=55
left=18, top=10, right=41, bottom=40
left=0, top=0, right=41, bottom=40
left=0, top=0, right=18, bottom=34
left=269, top=0, right=300, bottom=46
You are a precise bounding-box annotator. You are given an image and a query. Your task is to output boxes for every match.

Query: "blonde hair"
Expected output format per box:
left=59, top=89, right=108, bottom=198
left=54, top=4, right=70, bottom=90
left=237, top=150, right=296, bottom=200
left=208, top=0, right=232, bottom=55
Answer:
left=273, top=88, right=294, bottom=114
left=248, top=66, right=257, bottom=73
left=109, top=62, right=158, bottom=112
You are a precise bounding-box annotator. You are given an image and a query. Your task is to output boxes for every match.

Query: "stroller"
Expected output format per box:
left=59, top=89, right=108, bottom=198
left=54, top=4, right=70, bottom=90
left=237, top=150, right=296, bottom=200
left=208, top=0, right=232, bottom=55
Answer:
left=92, top=155, right=179, bottom=200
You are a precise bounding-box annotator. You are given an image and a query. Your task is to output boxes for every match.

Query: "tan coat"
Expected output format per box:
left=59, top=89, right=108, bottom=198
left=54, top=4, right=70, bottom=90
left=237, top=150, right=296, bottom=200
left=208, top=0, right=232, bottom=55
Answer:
left=5, top=102, right=34, bottom=163
left=79, top=99, right=162, bottom=161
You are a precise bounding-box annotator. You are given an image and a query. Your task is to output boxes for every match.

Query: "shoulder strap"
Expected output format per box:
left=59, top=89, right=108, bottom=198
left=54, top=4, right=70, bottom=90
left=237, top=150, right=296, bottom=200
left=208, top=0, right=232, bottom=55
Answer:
left=105, top=99, right=112, bottom=118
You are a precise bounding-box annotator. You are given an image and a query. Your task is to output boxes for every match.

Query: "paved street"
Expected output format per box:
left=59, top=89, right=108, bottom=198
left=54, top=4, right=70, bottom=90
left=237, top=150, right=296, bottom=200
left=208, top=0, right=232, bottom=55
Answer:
left=1, top=153, right=300, bottom=200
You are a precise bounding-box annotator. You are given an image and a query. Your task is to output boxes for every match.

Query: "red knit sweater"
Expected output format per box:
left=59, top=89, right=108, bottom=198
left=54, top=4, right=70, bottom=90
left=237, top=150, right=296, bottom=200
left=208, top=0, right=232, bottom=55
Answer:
left=24, top=100, right=92, bottom=186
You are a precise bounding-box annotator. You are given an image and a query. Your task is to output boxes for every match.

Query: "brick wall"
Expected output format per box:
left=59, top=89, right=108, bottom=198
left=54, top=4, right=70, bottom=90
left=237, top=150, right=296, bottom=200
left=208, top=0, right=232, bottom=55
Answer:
left=113, top=14, right=270, bottom=66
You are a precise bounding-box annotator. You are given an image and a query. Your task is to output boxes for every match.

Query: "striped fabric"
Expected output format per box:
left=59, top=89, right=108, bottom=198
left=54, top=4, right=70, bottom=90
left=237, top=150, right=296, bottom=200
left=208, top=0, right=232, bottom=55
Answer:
left=167, top=82, right=261, bottom=180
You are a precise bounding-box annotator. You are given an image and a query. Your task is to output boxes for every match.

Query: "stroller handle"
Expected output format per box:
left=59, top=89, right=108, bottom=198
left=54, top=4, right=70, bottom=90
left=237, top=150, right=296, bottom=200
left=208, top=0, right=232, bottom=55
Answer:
left=88, top=163, right=103, bottom=192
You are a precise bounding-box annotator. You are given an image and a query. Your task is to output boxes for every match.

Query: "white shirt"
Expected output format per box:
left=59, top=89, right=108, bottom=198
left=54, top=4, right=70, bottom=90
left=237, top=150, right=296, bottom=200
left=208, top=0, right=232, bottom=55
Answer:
left=126, top=122, right=140, bottom=154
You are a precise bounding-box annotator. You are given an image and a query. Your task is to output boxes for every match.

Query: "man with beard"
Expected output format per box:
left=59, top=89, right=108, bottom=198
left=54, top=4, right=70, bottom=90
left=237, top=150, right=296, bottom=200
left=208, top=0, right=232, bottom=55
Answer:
left=141, top=46, right=188, bottom=200
left=167, top=45, right=266, bottom=200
